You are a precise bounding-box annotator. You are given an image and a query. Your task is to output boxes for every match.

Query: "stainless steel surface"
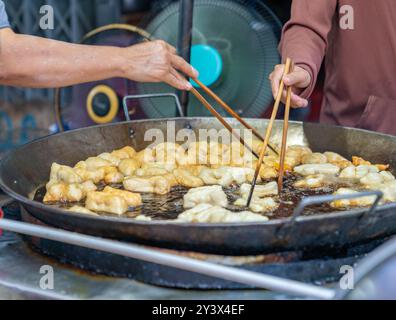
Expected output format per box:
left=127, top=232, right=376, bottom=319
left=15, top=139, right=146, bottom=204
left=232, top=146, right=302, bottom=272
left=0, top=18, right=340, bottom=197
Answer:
left=0, top=218, right=335, bottom=299
left=2, top=225, right=395, bottom=300
left=337, top=236, right=396, bottom=300
left=0, top=240, right=291, bottom=300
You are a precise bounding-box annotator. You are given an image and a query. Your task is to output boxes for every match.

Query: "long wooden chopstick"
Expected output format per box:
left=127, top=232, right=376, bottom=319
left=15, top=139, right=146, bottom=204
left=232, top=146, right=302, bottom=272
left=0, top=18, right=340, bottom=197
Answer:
left=193, top=78, right=279, bottom=156
left=190, top=87, right=260, bottom=159
left=246, top=58, right=292, bottom=207
left=277, top=62, right=294, bottom=193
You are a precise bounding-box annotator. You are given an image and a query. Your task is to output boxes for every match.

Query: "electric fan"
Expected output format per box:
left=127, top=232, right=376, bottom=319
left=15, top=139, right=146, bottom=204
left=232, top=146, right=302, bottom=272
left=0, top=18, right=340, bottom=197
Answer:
left=54, top=24, right=151, bottom=131
left=138, top=0, right=282, bottom=118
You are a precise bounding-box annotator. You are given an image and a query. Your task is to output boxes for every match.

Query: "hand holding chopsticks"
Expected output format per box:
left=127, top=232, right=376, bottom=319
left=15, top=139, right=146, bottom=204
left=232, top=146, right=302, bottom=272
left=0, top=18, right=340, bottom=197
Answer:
left=246, top=58, right=293, bottom=207
left=188, top=57, right=294, bottom=210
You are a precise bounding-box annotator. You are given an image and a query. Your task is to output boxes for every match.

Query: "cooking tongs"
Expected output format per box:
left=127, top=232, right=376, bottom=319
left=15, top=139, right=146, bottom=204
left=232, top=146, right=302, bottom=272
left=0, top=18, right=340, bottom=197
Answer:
left=190, top=78, right=279, bottom=157
left=247, top=58, right=294, bottom=206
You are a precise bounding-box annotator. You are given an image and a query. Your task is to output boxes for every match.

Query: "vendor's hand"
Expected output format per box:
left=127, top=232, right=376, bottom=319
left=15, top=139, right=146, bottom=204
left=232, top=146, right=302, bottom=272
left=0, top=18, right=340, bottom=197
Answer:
left=121, top=40, right=198, bottom=90
left=269, top=64, right=311, bottom=108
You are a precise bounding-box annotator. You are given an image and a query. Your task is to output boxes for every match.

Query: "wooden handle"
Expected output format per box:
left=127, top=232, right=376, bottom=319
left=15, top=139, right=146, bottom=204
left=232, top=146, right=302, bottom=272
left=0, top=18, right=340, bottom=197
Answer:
left=247, top=58, right=292, bottom=207
left=278, top=61, right=294, bottom=192
left=193, top=78, right=279, bottom=155
left=190, top=87, right=259, bottom=159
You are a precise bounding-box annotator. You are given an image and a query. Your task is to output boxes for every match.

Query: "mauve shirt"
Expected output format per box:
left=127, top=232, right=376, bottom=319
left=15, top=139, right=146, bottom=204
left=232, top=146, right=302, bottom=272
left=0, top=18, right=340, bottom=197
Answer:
left=279, top=0, right=396, bottom=135
left=0, top=0, right=9, bottom=29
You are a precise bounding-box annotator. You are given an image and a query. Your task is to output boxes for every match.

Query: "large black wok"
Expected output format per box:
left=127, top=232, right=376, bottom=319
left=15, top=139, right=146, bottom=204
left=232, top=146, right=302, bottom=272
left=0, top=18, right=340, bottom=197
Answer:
left=1, top=118, right=396, bottom=255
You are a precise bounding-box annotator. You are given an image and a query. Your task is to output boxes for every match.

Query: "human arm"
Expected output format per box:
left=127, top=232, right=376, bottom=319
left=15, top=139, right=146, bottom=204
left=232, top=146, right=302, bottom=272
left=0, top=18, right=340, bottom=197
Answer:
left=269, top=0, right=337, bottom=107
left=0, top=28, right=197, bottom=90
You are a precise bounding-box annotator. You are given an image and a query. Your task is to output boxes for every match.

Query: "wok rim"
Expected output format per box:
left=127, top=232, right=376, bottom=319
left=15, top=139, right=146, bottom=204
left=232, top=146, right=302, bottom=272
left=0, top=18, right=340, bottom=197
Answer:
left=1, top=117, right=396, bottom=228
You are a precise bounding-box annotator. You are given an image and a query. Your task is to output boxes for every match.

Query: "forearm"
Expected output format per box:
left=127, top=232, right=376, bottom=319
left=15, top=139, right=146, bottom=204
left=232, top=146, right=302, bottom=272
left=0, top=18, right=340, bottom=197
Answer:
left=0, top=28, right=126, bottom=88
left=279, top=0, right=337, bottom=98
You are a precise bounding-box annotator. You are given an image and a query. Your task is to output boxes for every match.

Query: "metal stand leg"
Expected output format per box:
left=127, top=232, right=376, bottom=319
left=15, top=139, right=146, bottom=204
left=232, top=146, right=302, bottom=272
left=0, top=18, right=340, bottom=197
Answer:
left=177, top=0, right=195, bottom=116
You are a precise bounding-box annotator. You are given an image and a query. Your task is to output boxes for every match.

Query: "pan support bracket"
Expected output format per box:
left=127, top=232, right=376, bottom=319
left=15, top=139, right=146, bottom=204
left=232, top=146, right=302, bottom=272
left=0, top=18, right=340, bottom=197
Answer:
left=122, top=93, right=185, bottom=121
left=177, top=0, right=195, bottom=115
left=276, top=190, right=384, bottom=239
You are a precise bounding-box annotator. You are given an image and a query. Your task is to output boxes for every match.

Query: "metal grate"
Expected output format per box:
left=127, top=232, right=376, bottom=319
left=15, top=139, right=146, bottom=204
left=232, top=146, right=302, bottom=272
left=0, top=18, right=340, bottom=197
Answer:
left=0, top=0, right=122, bottom=103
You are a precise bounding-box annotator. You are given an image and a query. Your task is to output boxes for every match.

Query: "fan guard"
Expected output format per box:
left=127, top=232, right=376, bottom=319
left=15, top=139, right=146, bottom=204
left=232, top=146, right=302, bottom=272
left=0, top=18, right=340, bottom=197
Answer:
left=138, top=0, right=282, bottom=118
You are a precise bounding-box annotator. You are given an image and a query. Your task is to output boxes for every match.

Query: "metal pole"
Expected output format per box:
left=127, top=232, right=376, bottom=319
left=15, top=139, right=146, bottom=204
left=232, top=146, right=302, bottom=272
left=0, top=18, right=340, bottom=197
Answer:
left=0, top=218, right=335, bottom=300
left=177, top=0, right=194, bottom=116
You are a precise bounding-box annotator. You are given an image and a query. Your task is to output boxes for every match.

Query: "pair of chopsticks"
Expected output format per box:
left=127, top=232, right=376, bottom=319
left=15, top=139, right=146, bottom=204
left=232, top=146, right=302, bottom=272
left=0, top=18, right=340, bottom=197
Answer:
left=246, top=58, right=294, bottom=207
left=190, top=78, right=279, bottom=160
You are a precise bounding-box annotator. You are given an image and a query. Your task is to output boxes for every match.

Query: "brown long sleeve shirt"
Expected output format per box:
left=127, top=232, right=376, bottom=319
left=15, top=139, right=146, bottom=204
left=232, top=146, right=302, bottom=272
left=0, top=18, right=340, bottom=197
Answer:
left=279, top=0, right=396, bottom=135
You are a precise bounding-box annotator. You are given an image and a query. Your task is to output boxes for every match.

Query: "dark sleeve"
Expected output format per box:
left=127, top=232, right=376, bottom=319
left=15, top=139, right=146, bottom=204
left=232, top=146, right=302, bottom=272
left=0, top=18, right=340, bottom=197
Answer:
left=279, top=0, right=337, bottom=98
left=0, top=0, right=10, bottom=29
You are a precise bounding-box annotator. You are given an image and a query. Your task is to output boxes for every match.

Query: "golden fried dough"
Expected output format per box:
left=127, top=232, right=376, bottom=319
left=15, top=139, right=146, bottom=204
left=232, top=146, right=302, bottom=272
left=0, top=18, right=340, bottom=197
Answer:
left=234, top=182, right=279, bottom=213
left=323, top=152, right=351, bottom=169
left=177, top=204, right=269, bottom=223
left=44, top=182, right=84, bottom=203
left=102, top=186, right=142, bottom=207
left=68, top=206, right=98, bottom=216
left=85, top=191, right=128, bottom=215
left=112, top=146, right=136, bottom=159
left=183, top=185, right=228, bottom=209
left=118, top=158, right=140, bottom=176
left=173, top=168, right=205, bottom=188
left=330, top=188, right=377, bottom=208
left=352, top=156, right=389, bottom=171
left=123, top=175, right=175, bottom=195
left=294, top=164, right=340, bottom=176
left=301, top=153, right=328, bottom=165
left=49, top=163, right=82, bottom=184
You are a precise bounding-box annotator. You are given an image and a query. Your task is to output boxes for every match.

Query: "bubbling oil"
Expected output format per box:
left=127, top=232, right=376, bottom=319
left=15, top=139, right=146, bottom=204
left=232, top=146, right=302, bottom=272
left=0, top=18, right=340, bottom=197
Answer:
left=34, top=174, right=348, bottom=221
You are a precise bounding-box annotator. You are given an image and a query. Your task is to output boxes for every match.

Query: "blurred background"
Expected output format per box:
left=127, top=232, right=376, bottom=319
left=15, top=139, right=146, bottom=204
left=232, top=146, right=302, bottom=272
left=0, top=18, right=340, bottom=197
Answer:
left=0, top=0, right=324, bottom=154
